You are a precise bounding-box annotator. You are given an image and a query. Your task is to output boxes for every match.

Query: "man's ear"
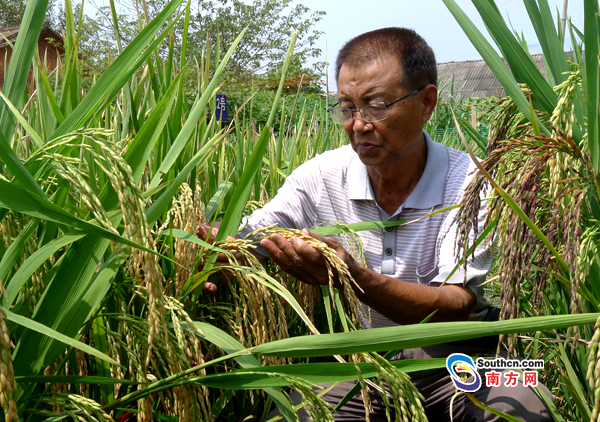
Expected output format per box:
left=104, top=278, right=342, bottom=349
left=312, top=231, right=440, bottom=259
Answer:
left=421, top=84, right=438, bottom=124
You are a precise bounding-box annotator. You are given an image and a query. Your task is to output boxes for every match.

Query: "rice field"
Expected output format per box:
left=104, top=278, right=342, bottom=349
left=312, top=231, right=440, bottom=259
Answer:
left=1, top=0, right=600, bottom=420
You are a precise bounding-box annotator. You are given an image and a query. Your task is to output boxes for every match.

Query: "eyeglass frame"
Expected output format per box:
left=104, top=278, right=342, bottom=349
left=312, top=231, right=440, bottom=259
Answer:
left=327, top=86, right=425, bottom=124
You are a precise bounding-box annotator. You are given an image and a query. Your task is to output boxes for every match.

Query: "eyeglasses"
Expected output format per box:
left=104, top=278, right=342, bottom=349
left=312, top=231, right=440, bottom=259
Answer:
left=327, top=87, right=424, bottom=125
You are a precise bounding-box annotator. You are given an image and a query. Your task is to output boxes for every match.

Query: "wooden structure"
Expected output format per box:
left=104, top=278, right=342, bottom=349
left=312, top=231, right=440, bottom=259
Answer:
left=0, top=22, right=65, bottom=89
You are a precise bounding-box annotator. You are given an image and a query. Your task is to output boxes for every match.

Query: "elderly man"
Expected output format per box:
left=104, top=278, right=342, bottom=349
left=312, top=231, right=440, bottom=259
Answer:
left=202, top=27, right=551, bottom=421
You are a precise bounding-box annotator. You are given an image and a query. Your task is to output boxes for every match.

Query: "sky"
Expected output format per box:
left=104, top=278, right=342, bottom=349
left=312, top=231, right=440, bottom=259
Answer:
left=292, top=0, right=584, bottom=88
left=85, top=0, right=585, bottom=88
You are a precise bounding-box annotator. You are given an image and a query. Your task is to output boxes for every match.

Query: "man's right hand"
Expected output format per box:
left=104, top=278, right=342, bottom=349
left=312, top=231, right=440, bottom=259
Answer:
left=197, top=222, right=239, bottom=293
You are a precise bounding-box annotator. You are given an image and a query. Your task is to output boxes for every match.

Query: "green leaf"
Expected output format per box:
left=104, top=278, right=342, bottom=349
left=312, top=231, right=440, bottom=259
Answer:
left=463, top=393, right=522, bottom=422
left=205, top=181, right=233, bottom=222
left=0, top=179, right=161, bottom=257
left=158, top=228, right=226, bottom=253
left=15, top=375, right=142, bottom=385
left=215, top=31, right=298, bottom=244
left=5, top=310, right=117, bottom=365
left=311, top=219, right=406, bottom=236
left=4, top=231, right=86, bottom=307
left=442, top=0, right=550, bottom=137
left=0, top=119, right=45, bottom=198
left=0, top=219, right=39, bottom=294
left=189, top=358, right=446, bottom=390
left=148, top=28, right=248, bottom=191
left=146, top=130, right=227, bottom=225
left=194, top=322, right=296, bottom=422
left=124, top=70, right=185, bottom=182
left=584, top=0, right=600, bottom=170
left=523, top=0, right=569, bottom=86
left=532, top=385, right=567, bottom=422
left=0, top=0, right=48, bottom=141
left=471, top=0, right=557, bottom=113
left=451, top=110, right=488, bottom=154
left=49, top=0, right=185, bottom=140
left=250, top=313, right=600, bottom=358
left=558, top=343, right=591, bottom=421
left=0, top=91, right=43, bottom=148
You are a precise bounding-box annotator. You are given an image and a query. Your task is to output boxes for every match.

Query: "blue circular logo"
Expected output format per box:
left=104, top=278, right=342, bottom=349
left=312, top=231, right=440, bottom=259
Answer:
left=446, top=353, right=482, bottom=392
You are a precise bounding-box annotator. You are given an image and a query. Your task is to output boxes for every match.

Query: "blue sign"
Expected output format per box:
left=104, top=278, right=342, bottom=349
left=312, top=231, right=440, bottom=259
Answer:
left=216, top=94, right=228, bottom=122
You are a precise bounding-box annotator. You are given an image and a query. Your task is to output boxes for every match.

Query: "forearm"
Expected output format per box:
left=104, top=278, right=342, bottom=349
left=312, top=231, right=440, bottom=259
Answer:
left=349, top=262, right=475, bottom=325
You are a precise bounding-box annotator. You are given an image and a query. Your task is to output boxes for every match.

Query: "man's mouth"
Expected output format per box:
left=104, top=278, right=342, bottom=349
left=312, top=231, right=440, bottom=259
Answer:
left=356, top=142, right=380, bottom=153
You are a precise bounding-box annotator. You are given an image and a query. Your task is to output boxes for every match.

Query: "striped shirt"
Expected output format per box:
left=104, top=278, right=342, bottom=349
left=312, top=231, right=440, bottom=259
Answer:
left=241, top=131, right=492, bottom=328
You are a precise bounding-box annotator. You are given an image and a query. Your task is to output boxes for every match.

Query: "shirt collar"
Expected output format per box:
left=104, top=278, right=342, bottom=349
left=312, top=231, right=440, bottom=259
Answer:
left=347, top=131, right=449, bottom=209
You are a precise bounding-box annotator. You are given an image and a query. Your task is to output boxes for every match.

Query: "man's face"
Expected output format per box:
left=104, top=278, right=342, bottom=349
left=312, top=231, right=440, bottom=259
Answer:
left=336, top=54, right=436, bottom=170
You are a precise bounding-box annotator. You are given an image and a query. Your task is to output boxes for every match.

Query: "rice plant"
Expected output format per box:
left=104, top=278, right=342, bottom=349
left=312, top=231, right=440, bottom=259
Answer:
left=444, top=0, right=600, bottom=419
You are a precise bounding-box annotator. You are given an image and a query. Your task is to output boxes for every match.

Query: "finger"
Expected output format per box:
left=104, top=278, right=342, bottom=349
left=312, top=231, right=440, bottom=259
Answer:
left=290, top=236, right=326, bottom=263
left=270, top=233, right=301, bottom=262
left=260, top=236, right=293, bottom=265
left=202, top=282, right=218, bottom=293
left=197, top=224, right=215, bottom=244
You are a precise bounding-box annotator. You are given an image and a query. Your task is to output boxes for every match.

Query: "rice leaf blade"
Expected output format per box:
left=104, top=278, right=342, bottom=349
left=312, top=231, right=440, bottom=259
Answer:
left=251, top=313, right=600, bottom=358
left=0, top=0, right=48, bottom=141
left=148, top=28, right=247, bottom=191
left=49, top=0, right=184, bottom=140
left=471, top=0, right=557, bottom=113
left=6, top=309, right=117, bottom=365
left=584, top=0, right=600, bottom=170
left=442, top=0, right=550, bottom=136
left=193, top=322, right=298, bottom=422
left=215, top=31, right=298, bottom=243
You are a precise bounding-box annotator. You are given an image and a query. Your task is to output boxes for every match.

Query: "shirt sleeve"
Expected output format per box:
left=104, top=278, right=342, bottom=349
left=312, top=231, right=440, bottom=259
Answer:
left=238, top=159, right=322, bottom=256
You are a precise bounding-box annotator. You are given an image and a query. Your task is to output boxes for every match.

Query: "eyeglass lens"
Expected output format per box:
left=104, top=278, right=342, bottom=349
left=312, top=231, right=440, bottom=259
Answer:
left=329, top=103, right=388, bottom=124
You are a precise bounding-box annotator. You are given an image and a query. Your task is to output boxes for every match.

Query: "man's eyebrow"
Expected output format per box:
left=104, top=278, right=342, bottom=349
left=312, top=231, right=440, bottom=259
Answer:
left=337, top=90, right=387, bottom=103
left=362, top=89, right=387, bottom=100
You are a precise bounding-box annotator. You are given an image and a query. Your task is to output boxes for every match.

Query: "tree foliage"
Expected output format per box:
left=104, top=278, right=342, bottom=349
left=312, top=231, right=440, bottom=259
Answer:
left=0, top=0, right=61, bottom=28
left=38, top=0, right=325, bottom=90
left=0, top=0, right=27, bottom=28
left=189, top=0, right=325, bottom=87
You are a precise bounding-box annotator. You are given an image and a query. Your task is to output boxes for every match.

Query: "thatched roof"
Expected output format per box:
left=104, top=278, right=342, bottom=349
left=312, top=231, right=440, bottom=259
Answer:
left=0, top=22, right=64, bottom=51
left=437, top=54, right=546, bottom=100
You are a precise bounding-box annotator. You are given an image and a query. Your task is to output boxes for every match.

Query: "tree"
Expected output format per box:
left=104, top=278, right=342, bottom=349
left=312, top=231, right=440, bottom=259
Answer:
left=0, top=0, right=26, bottom=28
left=189, top=0, right=325, bottom=87
left=0, top=0, right=61, bottom=28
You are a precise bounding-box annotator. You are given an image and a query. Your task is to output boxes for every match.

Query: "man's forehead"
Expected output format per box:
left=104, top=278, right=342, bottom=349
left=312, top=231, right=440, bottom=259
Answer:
left=337, top=56, right=403, bottom=100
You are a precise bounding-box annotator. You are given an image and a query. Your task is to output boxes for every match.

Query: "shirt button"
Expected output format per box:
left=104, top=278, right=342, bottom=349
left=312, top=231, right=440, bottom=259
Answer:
left=385, top=226, right=394, bottom=232
left=385, top=248, right=393, bottom=256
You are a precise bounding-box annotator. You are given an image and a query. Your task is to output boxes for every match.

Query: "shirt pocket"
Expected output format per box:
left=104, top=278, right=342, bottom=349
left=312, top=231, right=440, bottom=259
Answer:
left=416, top=265, right=439, bottom=285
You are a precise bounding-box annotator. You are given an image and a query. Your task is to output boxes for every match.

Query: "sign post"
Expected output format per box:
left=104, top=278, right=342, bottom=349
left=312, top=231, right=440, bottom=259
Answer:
left=216, top=94, right=228, bottom=122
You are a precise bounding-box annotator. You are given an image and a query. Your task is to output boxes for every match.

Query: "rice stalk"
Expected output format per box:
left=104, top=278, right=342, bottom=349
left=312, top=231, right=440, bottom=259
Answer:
left=156, top=182, right=206, bottom=297
left=0, top=300, right=18, bottom=422
left=0, top=213, right=46, bottom=313
left=588, top=316, right=600, bottom=421
left=454, top=80, right=597, bottom=354
left=207, top=239, right=290, bottom=366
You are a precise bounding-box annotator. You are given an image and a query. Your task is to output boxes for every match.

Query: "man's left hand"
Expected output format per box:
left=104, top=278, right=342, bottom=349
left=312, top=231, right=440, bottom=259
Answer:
left=260, top=229, right=355, bottom=286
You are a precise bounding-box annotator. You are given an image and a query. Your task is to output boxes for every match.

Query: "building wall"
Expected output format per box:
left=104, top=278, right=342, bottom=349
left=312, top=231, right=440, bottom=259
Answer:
left=0, top=38, right=61, bottom=89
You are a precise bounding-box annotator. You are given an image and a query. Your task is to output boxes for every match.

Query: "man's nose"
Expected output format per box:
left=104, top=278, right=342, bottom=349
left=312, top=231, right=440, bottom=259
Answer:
left=352, top=112, right=373, bottom=133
